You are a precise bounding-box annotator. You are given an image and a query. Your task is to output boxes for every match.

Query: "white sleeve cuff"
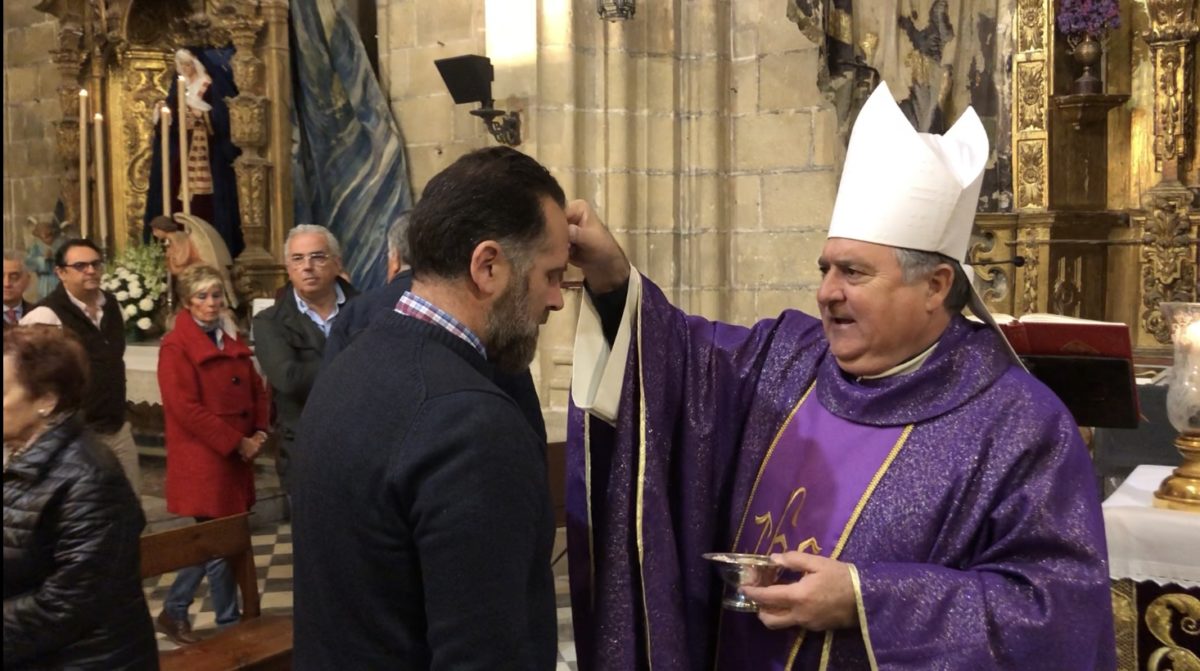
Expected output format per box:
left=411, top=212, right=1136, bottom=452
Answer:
left=571, top=269, right=641, bottom=424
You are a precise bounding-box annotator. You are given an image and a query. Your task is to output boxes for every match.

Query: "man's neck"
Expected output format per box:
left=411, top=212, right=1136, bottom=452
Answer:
left=3, top=298, right=21, bottom=309
left=296, top=286, right=338, bottom=319
left=68, top=287, right=102, bottom=309
left=409, top=279, right=487, bottom=346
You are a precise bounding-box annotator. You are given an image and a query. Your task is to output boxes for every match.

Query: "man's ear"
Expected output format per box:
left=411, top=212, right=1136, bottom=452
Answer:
left=468, top=240, right=506, bottom=297
left=925, top=263, right=955, bottom=312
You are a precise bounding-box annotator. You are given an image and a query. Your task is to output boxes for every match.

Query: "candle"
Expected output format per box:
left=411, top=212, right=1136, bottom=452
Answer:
left=177, top=75, right=190, bottom=215
left=78, top=89, right=89, bottom=240
left=1183, top=319, right=1200, bottom=374
left=160, top=106, right=172, bottom=217
left=1183, top=320, right=1200, bottom=346
left=93, top=113, right=108, bottom=251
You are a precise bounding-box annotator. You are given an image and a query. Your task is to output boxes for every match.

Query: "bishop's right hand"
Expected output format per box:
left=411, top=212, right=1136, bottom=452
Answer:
left=566, top=199, right=630, bottom=294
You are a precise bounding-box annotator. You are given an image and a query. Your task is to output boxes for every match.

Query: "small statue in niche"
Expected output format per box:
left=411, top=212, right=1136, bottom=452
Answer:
left=149, top=212, right=239, bottom=310
left=144, top=47, right=243, bottom=258
left=24, top=215, right=66, bottom=301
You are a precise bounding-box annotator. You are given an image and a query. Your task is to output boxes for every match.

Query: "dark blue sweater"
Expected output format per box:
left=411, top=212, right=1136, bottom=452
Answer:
left=292, top=311, right=556, bottom=670
left=322, top=270, right=548, bottom=443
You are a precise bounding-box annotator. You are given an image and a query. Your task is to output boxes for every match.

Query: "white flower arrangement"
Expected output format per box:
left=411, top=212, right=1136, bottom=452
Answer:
left=100, top=243, right=168, bottom=339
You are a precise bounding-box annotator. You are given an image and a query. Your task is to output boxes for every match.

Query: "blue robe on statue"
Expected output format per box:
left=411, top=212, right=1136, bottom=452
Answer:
left=566, top=272, right=1115, bottom=670
left=143, top=47, right=243, bottom=259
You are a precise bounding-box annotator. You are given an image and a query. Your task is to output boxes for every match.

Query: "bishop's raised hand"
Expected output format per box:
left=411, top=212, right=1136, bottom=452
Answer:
left=566, top=199, right=630, bottom=294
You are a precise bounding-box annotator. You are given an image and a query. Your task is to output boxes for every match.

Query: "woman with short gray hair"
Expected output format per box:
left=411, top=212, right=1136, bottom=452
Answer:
left=153, top=264, right=269, bottom=644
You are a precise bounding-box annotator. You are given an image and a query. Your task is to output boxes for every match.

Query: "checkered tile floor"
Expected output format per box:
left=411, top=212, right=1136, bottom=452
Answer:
left=143, top=522, right=579, bottom=670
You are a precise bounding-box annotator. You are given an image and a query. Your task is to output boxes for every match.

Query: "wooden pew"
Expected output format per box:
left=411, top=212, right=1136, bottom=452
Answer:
left=140, top=513, right=293, bottom=670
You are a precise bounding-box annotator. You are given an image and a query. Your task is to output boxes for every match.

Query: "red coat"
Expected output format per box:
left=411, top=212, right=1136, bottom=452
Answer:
left=158, top=314, right=270, bottom=518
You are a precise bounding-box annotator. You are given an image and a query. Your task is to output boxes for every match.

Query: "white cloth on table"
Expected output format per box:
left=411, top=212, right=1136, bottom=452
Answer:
left=1102, top=464, right=1200, bottom=587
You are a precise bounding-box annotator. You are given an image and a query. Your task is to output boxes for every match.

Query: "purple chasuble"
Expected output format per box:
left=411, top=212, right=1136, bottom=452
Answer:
left=566, top=274, right=1114, bottom=671
left=718, top=390, right=905, bottom=670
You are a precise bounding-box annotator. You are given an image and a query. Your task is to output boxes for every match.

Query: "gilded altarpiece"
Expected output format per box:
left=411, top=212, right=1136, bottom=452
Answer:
left=977, top=0, right=1200, bottom=343
left=105, top=50, right=172, bottom=247
left=973, top=0, right=1061, bottom=320
left=34, top=0, right=290, bottom=301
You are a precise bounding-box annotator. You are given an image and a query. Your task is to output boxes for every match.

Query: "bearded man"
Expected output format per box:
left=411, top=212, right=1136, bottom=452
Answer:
left=291, top=146, right=569, bottom=670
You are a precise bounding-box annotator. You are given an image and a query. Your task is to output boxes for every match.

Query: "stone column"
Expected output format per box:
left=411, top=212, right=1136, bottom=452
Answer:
left=1133, top=0, right=1199, bottom=351
left=50, top=24, right=85, bottom=236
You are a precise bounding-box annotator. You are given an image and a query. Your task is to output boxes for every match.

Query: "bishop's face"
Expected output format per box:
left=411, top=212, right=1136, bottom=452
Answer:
left=816, top=237, right=947, bottom=377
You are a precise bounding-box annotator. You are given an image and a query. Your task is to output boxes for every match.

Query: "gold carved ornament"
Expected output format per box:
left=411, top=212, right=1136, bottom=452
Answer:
left=1020, top=227, right=1040, bottom=314
left=968, top=231, right=1013, bottom=306
left=1144, top=592, right=1200, bottom=671
left=1112, top=581, right=1138, bottom=671
left=1018, top=63, right=1046, bottom=131
left=1017, top=0, right=1046, bottom=52
left=121, top=56, right=170, bottom=244
left=1153, top=48, right=1191, bottom=168
left=1147, top=0, right=1199, bottom=40
left=1140, top=190, right=1199, bottom=343
left=1017, top=142, right=1046, bottom=210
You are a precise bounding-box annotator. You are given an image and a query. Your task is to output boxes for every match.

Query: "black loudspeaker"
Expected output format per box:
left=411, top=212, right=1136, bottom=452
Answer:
left=434, top=55, right=494, bottom=106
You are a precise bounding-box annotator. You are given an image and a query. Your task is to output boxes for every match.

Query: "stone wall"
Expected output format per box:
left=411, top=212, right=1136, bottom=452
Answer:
left=377, top=0, right=839, bottom=439
left=3, top=0, right=62, bottom=250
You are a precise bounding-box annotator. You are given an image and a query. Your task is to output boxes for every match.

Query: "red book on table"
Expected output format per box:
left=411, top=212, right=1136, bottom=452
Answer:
left=993, top=313, right=1133, bottom=359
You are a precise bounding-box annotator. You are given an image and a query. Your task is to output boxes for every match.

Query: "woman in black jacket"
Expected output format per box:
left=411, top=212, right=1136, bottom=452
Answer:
left=3, top=325, right=158, bottom=670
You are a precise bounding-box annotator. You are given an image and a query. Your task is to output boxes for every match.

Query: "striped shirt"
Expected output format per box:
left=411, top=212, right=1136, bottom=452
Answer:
left=394, top=291, right=486, bottom=359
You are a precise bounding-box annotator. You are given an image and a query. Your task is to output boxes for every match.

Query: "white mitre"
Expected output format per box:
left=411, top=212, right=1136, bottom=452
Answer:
left=827, top=81, right=1024, bottom=366
left=827, top=81, right=986, bottom=261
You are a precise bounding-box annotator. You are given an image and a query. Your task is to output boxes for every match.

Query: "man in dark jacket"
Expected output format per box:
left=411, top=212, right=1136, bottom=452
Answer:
left=292, top=147, right=568, bottom=669
left=20, top=239, right=140, bottom=492
left=3, top=250, right=34, bottom=328
left=323, top=214, right=547, bottom=443
left=252, top=225, right=357, bottom=494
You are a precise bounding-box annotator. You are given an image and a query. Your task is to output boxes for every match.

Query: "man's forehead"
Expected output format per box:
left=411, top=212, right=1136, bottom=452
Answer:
left=539, top=201, right=570, bottom=248
left=3, top=259, right=24, bottom=270
left=64, top=246, right=100, bottom=262
left=819, top=237, right=898, bottom=264
left=289, top=233, right=329, bottom=252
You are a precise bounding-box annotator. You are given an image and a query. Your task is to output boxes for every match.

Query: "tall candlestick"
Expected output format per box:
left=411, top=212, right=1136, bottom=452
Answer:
left=177, top=76, right=190, bottom=215
left=93, top=113, right=108, bottom=251
left=160, top=106, right=172, bottom=217
left=78, top=89, right=89, bottom=240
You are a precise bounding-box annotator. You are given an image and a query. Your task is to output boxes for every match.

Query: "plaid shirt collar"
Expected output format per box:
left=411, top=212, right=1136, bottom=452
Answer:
left=395, top=291, right=486, bottom=359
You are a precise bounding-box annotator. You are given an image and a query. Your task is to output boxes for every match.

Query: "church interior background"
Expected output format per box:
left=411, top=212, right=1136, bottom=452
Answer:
left=3, top=0, right=1199, bottom=667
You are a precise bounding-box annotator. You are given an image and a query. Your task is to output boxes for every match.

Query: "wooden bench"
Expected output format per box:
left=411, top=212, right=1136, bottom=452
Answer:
left=140, top=513, right=293, bottom=671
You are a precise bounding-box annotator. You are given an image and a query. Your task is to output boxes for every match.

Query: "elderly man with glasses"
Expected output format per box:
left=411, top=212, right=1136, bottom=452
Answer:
left=20, top=238, right=142, bottom=492
left=3, top=249, right=34, bottom=329
left=253, top=225, right=358, bottom=497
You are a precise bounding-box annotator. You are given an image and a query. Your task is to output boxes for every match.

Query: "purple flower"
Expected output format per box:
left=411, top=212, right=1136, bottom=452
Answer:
left=1056, top=0, right=1121, bottom=38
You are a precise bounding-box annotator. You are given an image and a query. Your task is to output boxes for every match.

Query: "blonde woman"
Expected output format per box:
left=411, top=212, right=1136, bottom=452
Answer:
left=154, top=265, right=268, bottom=644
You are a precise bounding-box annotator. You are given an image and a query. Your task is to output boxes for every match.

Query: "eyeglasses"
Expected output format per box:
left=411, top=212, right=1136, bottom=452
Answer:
left=287, top=252, right=333, bottom=268
left=60, top=260, right=105, bottom=273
